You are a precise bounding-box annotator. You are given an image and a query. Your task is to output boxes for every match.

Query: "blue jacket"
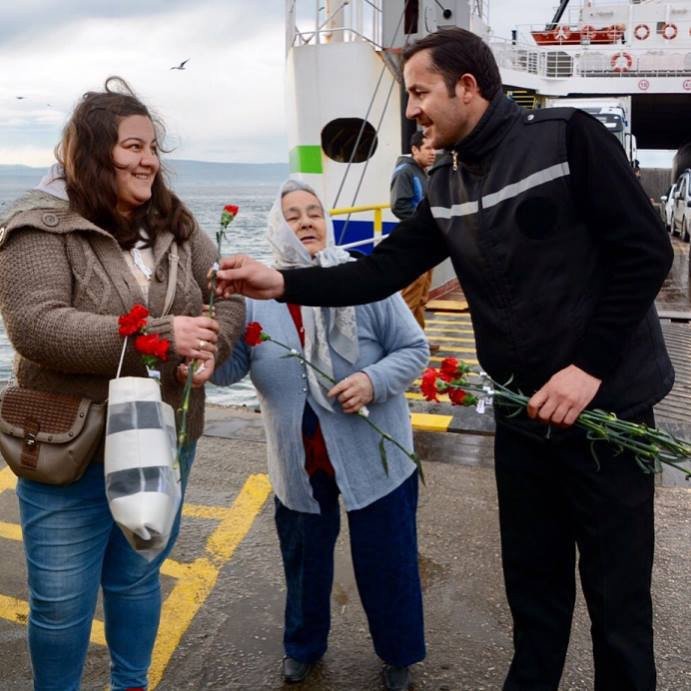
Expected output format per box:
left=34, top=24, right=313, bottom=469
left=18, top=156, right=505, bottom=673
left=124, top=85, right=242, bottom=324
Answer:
left=212, top=294, right=428, bottom=513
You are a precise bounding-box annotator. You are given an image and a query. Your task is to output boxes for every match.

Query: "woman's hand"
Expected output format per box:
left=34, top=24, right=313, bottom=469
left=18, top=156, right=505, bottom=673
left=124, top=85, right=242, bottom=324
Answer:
left=172, top=316, right=219, bottom=359
left=175, top=356, right=215, bottom=388
left=327, top=372, right=374, bottom=414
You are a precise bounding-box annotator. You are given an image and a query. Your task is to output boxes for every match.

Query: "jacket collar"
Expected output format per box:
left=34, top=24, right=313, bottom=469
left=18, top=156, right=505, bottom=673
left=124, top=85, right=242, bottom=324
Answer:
left=452, top=92, right=523, bottom=164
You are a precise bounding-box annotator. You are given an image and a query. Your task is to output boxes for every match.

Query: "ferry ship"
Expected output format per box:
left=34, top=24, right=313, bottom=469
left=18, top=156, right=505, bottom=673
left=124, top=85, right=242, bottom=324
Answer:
left=284, top=0, right=691, bottom=295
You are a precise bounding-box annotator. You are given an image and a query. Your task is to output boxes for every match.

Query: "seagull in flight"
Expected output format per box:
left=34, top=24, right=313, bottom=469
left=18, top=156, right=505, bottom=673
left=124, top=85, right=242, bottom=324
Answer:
left=16, top=96, right=26, bottom=100
left=170, top=59, right=190, bottom=71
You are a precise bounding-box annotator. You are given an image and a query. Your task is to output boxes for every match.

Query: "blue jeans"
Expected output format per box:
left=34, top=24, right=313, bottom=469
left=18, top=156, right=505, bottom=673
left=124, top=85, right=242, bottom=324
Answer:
left=275, top=471, right=425, bottom=667
left=17, top=442, right=196, bottom=691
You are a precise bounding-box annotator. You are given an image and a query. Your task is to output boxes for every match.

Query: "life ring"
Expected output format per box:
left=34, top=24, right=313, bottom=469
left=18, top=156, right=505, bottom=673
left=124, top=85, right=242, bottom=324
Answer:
left=581, top=24, right=596, bottom=39
left=553, top=25, right=571, bottom=41
left=634, top=24, right=650, bottom=40
left=611, top=52, right=633, bottom=72
left=662, top=23, right=677, bottom=40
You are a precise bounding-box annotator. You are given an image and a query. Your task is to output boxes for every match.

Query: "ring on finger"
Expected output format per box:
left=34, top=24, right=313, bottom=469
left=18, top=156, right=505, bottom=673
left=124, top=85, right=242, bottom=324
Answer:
left=198, top=339, right=206, bottom=350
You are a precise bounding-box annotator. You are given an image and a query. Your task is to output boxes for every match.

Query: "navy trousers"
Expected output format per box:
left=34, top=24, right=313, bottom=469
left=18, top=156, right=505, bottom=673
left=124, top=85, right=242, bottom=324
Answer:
left=496, top=414, right=656, bottom=691
left=274, top=471, right=425, bottom=667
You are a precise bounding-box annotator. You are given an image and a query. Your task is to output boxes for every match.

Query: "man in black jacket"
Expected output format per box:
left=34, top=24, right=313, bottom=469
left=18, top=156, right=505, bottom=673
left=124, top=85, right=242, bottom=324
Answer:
left=217, top=28, right=673, bottom=691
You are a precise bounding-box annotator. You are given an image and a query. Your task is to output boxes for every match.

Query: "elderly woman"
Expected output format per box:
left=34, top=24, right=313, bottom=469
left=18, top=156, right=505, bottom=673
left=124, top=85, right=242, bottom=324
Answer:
left=212, top=180, right=428, bottom=691
left=0, top=77, right=244, bottom=691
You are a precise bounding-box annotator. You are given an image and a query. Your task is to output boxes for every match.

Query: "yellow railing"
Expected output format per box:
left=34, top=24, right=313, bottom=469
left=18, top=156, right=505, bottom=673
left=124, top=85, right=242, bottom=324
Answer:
left=329, top=203, right=390, bottom=249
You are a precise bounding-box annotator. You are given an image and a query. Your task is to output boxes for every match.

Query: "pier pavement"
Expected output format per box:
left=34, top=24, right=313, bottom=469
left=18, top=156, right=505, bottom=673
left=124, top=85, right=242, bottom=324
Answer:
left=0, top=239, right=689, bottom=690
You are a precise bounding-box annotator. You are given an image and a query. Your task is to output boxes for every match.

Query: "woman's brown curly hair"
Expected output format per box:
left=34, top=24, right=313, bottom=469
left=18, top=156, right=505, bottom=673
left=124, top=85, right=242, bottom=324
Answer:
left=56, top=76, right=194, bottom=249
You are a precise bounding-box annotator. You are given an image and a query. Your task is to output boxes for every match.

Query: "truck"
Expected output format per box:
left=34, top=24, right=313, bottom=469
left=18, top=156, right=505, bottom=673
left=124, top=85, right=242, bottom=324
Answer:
left=542, top=96, right=637, bottom=165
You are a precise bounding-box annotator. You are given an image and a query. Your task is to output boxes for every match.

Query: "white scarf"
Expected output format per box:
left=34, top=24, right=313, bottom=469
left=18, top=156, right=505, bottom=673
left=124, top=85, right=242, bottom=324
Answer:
left=267, top=180, right=359, bottom=412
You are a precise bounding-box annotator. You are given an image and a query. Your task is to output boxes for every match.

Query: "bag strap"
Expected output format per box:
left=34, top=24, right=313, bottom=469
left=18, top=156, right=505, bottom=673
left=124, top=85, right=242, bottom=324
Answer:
left=161, top=242, right=179, bottom=318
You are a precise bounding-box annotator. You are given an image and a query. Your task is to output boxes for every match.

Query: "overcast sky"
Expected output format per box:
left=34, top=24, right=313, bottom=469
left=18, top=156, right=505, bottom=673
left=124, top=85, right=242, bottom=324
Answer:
left=3, top=1, right=661, bottom=167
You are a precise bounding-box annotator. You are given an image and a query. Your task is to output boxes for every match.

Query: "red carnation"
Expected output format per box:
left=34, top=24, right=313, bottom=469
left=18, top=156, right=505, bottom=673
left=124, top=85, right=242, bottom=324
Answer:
left=244, top=321, right=267, bottom=347
left=447, top=386, right=468, bottom=405
left=420, top=368, right=441, bottom=402
left=220, top=204, right=240, bottom=228
left=440, top=357, right=460, bottom=382
left=118, top=304, right=149, bottom=336
left=134, top=333, right=170, bottom=363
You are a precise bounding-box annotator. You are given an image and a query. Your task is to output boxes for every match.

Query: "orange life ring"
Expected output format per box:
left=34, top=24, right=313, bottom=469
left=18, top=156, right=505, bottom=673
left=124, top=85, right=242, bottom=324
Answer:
left=634, top=24, right=650, bottom=40
left=581, top=24, right=596, bottom=39
left=662, top=23, right=677, bottom=40
left=553, top=25, right=571, bottom=41
left=611, top=52, right=633, bottom=72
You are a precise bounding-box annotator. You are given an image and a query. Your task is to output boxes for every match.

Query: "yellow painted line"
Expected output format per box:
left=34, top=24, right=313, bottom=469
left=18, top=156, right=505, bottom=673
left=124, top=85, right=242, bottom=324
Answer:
left=411, top=413, right=453, bottom=432
left=91, top=620, right=106, bottom=646
left=426, top=299, right=468, bottom=311
left=148, top=473, right=272, bottom=689
left=425, top=335, right=476, bottom=343
left=159, top=558, right=187, bottom=579
left=0, top=593, right=28, bottom=626
left=182, top=504, right=230, bottom=521
left=0, top=521, right=22, bottom=541
left=0, top=466, right=17, bottom=493
left=426, top=332, right=475, bottom=339
left=425, top=327, right=475, bottom=335
left=426, top=316, right=472, bottom=324
left=0, top=592, right=106, bottom=645
left=426, top=344, right=477, bottom=352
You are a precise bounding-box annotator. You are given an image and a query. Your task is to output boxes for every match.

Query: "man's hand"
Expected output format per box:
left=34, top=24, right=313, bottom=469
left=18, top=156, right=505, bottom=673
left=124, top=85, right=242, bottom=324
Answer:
left=176, top=356, right=216, bottom=388
left=527, top=365, right=602, bottom=427
left=327, top=372, right=374, bottom=414
left=214, top=255, right=285, bottom=300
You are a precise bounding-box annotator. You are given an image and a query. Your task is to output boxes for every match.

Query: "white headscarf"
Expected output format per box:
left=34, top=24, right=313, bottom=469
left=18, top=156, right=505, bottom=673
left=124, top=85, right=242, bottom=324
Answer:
left=267, top=179, right=359, bottom=412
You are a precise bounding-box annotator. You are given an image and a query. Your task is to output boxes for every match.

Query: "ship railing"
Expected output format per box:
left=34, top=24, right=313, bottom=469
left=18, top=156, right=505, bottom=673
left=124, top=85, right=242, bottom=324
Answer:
left=287, top=0, right=383, bottom=50
left=329, top=202, right=391, bottom=251
left=491, top=35, right=691, bottom=79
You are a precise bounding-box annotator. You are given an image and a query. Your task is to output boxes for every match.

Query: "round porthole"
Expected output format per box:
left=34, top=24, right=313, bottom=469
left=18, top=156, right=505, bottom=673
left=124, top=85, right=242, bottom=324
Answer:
left=321, top=118, right=378, bottom=163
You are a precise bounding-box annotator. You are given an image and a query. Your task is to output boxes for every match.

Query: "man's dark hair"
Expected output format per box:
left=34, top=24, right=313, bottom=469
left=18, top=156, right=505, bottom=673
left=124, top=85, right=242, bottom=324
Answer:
left=403, top=27, right=502, bottom=100
left=409, top=130, right=425, bottom=150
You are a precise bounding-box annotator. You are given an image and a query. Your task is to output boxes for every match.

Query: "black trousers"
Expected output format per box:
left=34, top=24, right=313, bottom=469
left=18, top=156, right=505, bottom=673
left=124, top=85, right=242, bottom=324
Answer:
left=495, top=414, right=656, bottom=691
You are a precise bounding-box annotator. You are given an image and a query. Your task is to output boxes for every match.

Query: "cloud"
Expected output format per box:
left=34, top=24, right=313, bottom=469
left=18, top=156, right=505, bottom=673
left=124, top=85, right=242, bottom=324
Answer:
left=0, top=1, right=287, bottom=165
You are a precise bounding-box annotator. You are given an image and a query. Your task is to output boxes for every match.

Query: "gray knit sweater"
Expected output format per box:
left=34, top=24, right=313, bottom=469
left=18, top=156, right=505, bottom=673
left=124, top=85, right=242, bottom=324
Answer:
left=0, top=190, right=245, bottom=441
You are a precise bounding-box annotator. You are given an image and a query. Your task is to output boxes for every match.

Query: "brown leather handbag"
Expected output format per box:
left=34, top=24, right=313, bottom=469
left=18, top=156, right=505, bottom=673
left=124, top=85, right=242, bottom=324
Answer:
left=0, top=387, right=106, bottom=485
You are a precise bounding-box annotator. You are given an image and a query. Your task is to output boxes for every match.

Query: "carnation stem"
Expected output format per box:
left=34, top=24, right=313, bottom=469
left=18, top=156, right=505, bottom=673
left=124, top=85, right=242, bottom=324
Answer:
left=177, top=360, right=198, bottom=460
left=438, top=376, right=691, bottom=479
left=264, top=334, right=424, bottom=482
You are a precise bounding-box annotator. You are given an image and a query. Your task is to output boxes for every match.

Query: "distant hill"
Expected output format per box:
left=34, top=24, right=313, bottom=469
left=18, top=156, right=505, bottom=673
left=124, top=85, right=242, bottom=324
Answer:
left=164, top=159, right=289, bottom=185
left=0, top=160, right=290, bottom=185
left=0, top=164, right=48, bottom=178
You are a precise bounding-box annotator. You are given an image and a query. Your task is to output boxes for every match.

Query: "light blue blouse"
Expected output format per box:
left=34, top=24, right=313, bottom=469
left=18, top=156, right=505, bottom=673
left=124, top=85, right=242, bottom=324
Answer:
left=212, top=293, right=428, bottom=513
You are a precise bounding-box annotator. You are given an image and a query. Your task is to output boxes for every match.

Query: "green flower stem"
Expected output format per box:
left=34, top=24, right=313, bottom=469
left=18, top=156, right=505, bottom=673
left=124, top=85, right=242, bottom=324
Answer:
left=440, top=378, right=691, bottom=479
left=177, top=360, right=198, bottom=459
left=264, top=334, right=424, bottom=482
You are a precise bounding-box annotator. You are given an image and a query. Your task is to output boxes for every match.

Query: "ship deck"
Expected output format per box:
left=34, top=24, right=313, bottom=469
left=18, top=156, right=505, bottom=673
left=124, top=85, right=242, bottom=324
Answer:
left=0, top=242, right=689, bottom=689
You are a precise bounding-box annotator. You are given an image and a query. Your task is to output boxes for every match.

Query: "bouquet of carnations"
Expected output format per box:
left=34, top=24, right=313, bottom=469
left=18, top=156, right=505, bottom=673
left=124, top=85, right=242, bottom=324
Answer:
left=422, top=357, right=691, bottom=479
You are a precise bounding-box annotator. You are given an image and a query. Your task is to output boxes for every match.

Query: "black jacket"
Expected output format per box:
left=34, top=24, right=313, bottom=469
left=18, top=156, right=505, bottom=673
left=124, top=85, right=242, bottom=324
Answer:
left=283, top=95, right=674, bottom=418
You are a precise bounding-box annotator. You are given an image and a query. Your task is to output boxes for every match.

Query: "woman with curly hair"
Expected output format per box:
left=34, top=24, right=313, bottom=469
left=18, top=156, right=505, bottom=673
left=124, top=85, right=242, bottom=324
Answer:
left=0, top=77, right=244, bottom=690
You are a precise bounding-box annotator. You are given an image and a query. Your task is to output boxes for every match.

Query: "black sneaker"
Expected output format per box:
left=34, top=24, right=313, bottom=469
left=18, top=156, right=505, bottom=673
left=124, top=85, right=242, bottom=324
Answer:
left=382, top=664, right=411, bottom=690
left=282, top=656, right=313, bottom=684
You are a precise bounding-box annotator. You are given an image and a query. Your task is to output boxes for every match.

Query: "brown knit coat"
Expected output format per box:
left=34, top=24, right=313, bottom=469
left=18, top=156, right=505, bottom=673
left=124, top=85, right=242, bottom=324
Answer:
left=0, top=190, right=245, bottom=441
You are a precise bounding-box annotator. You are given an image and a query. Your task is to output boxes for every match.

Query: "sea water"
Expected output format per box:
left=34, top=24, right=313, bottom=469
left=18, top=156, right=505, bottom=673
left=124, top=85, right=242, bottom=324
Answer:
left=0, top=169, right=281, bottom=408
